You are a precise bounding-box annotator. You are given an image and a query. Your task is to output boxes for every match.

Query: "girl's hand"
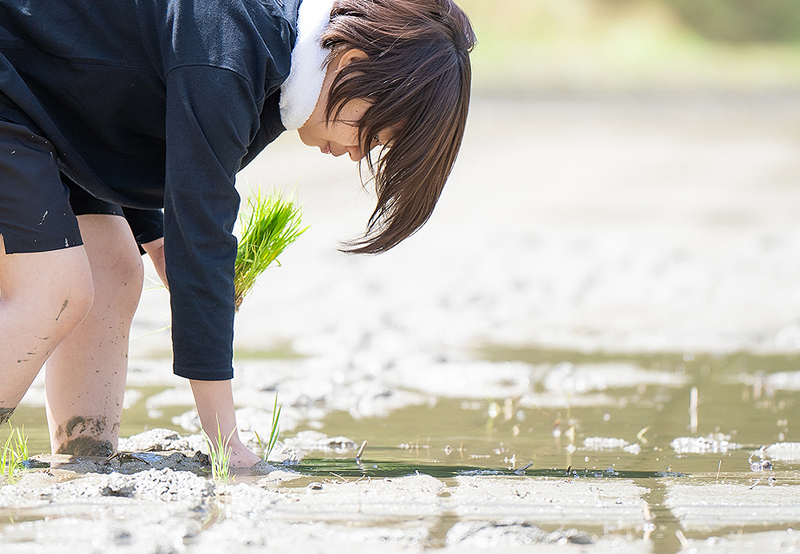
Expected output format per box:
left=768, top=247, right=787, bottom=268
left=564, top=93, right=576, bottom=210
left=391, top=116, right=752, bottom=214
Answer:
left=142, top=237, right=168, bottom=289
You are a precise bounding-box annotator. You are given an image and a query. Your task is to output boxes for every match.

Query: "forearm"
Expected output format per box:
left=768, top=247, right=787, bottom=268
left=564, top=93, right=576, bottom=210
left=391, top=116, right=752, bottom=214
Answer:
left=189, top=379, right=238, bottom=438
left=141, top=237, right=168, bottom=289
left=189, top=379, right=260, bottom=468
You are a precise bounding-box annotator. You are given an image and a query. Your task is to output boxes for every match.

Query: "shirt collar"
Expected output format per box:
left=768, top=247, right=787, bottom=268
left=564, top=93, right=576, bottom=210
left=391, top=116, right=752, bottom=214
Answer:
left=279, top=0, right=336, bottom=130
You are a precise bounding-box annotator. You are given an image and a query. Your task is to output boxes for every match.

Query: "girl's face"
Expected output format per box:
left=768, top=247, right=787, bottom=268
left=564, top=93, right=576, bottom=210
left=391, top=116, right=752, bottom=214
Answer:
left=297, top=49, right=390, bottom=161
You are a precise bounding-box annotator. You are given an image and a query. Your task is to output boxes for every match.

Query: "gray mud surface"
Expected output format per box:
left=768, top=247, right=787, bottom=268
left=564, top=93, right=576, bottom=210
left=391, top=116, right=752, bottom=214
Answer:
left=4, top=95, right=800, bottom=553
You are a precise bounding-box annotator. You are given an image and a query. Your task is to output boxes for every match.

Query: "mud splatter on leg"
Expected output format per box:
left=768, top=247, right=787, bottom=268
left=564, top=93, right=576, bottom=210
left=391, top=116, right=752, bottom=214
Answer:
left=0, top=407, right=15, bottom=428
left=56, top=437, right=114, bottom=457
left=54, top=298, right=69, bottom=321
left=55, top=415, right=113, bottom=456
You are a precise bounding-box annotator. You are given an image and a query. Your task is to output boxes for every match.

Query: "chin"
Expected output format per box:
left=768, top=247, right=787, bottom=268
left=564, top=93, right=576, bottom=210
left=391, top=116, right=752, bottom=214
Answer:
left=296, top=128, right=314, bottom=148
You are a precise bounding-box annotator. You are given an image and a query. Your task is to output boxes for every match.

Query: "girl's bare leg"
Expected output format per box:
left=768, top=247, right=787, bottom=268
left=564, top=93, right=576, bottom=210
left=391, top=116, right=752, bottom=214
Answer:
left=45, top=215, right=143, bottom=456
left=0, top=235, right=94, bottom=428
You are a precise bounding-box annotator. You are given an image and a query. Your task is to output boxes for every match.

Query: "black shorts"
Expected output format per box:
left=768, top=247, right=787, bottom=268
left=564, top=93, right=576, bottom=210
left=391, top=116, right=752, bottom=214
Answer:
left=0, top=119, right=122, bottom=254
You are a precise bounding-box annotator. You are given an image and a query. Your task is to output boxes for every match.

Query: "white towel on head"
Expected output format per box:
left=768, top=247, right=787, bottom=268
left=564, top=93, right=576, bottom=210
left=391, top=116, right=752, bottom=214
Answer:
left=279, top=0, right=337, bottom=130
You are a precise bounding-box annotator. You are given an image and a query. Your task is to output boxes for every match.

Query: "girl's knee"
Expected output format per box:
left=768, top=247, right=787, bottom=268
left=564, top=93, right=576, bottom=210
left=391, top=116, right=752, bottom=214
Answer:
left=102, top=240, right=144, bottom=313
left=76, top=215, right=144, bottom=314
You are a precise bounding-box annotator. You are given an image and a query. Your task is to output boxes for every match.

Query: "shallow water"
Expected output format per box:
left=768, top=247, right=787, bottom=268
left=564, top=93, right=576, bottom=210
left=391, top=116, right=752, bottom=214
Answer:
left=5, top=347, right=799, bottom=476
left=275, top=347, right=800, bottom=477
left=3, top=346, right=800, bottom=553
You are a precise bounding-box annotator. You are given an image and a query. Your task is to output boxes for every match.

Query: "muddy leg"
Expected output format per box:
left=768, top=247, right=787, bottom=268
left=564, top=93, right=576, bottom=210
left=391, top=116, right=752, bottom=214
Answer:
left=45, top=215, right=143, bottom=456
left=0, top=407, right=15, bottom=428
left=0, top=235, right=94, bottom=428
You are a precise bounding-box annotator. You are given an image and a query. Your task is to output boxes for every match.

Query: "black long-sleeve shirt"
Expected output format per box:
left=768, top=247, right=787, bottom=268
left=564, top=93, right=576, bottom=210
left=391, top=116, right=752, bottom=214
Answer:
left=0, top=0, right=299, bottom=380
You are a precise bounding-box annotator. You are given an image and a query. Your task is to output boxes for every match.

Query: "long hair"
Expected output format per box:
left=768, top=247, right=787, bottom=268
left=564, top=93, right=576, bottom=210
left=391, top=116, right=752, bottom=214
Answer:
left=320, top=0, right=475, bottom=254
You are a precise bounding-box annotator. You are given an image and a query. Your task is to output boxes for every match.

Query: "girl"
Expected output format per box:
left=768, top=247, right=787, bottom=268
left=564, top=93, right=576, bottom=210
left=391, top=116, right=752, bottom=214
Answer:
left=0, top=0, right=474, bottom=467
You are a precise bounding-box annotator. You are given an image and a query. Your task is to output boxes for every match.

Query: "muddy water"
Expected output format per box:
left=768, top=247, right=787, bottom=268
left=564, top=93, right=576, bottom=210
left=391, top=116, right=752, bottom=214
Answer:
left=278, top=348, right=798, bottom=477
left=2, top=346, right=799, bottom=554
left=296, top=347, right=800, bottom=553
left=3, top=347, right=798, bottom=476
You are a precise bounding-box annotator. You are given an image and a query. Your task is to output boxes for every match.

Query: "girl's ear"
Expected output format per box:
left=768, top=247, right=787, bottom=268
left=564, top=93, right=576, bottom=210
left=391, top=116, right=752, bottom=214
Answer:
left=336, top=48, right=368, bottom=71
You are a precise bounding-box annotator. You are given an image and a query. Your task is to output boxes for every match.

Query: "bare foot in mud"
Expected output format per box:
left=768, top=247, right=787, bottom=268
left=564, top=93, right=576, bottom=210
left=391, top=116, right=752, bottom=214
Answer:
left=229, top=439, right=261, bottom=469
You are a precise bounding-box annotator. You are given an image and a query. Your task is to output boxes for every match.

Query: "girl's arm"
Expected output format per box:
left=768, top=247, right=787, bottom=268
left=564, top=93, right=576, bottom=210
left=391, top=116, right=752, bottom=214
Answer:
left=141, top=237, right=168, bottom=289
left=189, top=379, right=261, bottom=468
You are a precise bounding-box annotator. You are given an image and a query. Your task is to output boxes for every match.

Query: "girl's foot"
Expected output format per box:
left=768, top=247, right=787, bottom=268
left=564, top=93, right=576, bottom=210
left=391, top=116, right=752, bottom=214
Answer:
left=229, top=439, right=262, bottom=469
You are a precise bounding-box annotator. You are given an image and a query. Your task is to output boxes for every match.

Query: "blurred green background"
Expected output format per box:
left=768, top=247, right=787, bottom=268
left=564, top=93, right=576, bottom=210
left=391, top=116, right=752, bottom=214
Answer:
left=459, top=0, right=800, bottom=94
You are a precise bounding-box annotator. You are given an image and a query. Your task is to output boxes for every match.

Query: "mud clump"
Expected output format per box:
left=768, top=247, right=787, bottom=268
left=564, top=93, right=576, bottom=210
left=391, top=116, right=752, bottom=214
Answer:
left=117, top=428, right=205, bottom=453
left=49, top=450, right=211, bottom=476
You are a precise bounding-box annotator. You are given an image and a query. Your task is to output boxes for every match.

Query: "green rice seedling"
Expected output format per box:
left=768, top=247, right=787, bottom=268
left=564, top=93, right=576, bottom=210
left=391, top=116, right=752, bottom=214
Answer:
left=234, top=189, right=307, bottom=311
left=202, top=420, right=233, bottom=484
left=0, top=426, right=28, bottom=482
left=254, top=395, right=282, bottom=461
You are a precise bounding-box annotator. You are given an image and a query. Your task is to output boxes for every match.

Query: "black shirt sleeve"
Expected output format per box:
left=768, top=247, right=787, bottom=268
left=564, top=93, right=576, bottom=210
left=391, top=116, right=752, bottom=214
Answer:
left=163, top=64, right=260, bottom=381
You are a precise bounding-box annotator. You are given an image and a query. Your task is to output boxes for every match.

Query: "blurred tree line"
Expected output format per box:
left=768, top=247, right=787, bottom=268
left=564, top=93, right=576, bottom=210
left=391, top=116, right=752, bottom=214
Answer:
left=626, top=0, right=800, bottom=43
left=458, top=0, right=800, bottom=93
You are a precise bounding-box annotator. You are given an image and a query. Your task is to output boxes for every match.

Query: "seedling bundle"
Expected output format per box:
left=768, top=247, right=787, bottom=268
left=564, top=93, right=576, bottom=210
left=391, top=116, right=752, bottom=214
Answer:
left=234, top=189, right=307, bottom=311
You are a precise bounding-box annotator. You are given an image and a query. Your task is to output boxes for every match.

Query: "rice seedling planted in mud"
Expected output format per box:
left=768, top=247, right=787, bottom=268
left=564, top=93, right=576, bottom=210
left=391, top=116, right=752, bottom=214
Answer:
left=1, top=425, right=28, bottom=481
left=202, top=421, right=233, bottom=484
left=234, top=189, right=307, bottom=311
left=254, top=395, right=282, bottom=461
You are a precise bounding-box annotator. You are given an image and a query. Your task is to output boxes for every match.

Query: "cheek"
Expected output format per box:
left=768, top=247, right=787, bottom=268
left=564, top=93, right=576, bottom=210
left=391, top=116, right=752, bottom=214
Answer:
left=331, top=123, right=360, bottom=146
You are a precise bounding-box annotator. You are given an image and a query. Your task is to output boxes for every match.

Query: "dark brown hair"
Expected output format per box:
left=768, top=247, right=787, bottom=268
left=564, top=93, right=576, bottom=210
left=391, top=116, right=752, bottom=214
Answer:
left=321, top=0, right=476, bottom=254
